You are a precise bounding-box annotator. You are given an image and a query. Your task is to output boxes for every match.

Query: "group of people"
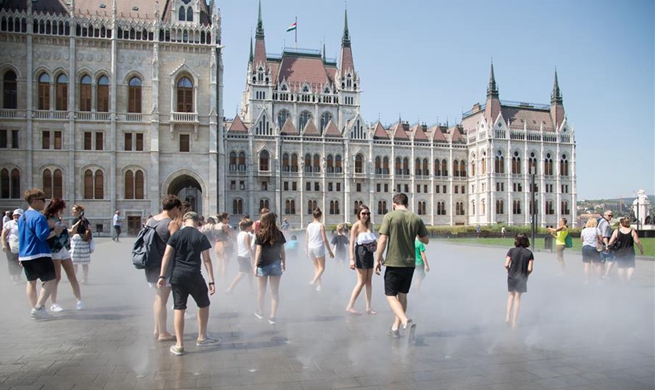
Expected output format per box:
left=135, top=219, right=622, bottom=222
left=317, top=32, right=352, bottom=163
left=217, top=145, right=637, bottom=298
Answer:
left=4, top=189, right=94, bottom=319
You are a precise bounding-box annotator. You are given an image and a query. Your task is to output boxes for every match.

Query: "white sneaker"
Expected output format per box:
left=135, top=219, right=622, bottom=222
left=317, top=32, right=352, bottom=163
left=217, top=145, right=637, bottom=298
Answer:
left=31, top=306, right=53, bottom=319
left=50, top=304, right=64, bottom=312
left=76, top=301, right=84, bottom=310
left=315, top=285, right=322, bottom=292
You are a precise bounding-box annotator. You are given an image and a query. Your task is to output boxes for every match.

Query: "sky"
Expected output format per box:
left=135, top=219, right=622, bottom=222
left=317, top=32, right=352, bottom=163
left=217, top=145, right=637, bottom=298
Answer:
left=217, top=0, right=654, bottom=201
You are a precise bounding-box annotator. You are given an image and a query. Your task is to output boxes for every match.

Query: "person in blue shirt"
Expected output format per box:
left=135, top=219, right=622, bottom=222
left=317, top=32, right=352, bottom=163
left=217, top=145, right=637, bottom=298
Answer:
left=18, top=188, right=63, bottom=319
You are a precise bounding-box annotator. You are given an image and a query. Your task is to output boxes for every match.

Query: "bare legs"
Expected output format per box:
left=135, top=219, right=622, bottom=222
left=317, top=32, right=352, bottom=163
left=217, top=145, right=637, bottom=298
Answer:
left=269, top=276, right=280, bottom=320
left=74, top=264, right=89, bottom=284
left=256, top=276, right=281, bottom=320
left=26, top=279, right=56, bottom=309
left=226, top=271, right=252, bottom=293
left=387, top=293, right=409, bottom=331
left=555, top=246, right=565, bottom=273
left=154, top=286, right=173, bottom=339
left=310, top=256, right=326, bottom=290
left=346, top=268, right=374, bottom=314
left=505, top=291, right=522, bottom=327
left=173, top=309, right=185, bottom=348
left=50, top=259, right=82, bottom=307
left=256, top=276, right=267, bottom=316
left=215, top=243, right=229, bottom=280
left=618, top=267, right=635, bottom=282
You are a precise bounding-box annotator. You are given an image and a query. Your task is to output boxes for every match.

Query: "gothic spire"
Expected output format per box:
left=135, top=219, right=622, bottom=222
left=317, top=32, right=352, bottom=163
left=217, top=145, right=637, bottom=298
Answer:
left=551, top=69, right=563, bottom=104
left=255, top=0, right=265, bottom=40
left=342, top=9, right=351, bottom=47
left=486, top=60, right=498, bottom=98
left=249, top=36, right=254, bottom=63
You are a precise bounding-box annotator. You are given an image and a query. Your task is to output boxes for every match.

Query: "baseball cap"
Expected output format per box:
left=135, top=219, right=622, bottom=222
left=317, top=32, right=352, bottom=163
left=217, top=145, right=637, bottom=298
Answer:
left=12, top=208, right=23, bottom=216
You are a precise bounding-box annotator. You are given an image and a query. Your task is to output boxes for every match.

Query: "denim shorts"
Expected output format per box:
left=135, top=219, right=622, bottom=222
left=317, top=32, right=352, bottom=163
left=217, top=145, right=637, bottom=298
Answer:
left=256, top=260, right=283, bottom=277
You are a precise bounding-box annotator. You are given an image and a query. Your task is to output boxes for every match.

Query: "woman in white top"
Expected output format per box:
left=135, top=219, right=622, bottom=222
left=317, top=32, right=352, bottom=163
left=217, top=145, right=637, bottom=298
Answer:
left=345, top=205, right=377, bottom=315
left=226, top=218, right=255, bottom=293
left=306, top=208, right=333, bottom=291
left=1, top=208, right=23, bottom=283
left=580, top=217, right=603, bottom=283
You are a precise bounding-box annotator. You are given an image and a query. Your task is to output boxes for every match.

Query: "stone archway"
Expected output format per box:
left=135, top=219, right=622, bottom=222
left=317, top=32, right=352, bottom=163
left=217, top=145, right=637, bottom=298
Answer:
left=168, top=174, right=202, bottom=214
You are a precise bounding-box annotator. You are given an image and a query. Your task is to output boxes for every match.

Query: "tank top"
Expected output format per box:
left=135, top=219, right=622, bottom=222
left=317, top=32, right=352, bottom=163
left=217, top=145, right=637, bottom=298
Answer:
left=306, top=221, right=324, bottom=248
left=614, top=229, right=635, bottom=258
left=237, top=231, right=252, bottom=257
left=215, top=222, right=228, bottom=242
left=356, top=231, right=377, bottom=245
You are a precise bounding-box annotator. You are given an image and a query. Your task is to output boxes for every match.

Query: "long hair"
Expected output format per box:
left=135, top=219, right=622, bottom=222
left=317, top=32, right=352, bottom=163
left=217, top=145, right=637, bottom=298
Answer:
left=43, top=198, right=66, bottom=218
left=257, top=212, right=281, bottom=246
left=356, top=204, right=371, bottom=230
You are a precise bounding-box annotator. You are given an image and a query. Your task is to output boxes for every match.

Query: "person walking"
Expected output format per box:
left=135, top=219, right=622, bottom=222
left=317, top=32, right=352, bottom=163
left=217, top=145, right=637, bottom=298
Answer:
left=580, top=217, right=603, bottom=283
left=43, top=198, right=83, bottom=312
left=598, top=210, right=616, bottom=279
left=504, top=233, right=534, bottom=327
left=112, top=210, right=124, bottom=242
left=213, top=213, right=234, bottom=280
left=413, top=236, right=431, bottom=292
left=225, top=218, right=255, bottom=294
left=1, top=208, right=24, bottom=283
left=374, top=193, right=429, bottom=343
left=331, top=223, right=350, bottom=268
left=18, top=189, right=60, bottom=319
left=69, top=204, right=92, bottom=284
left=254, top=212, right=286, bottom=324
left=547, top=218, right=569, bottom=274
left=607, top=217, right=644, bottom=282
left=345, top=205, right=377, bottom=315
left=157, top=212, right=219, bottom=356
left=146, top=195, right=182, bottom=342
left=306, top=208, right=333, bottom=292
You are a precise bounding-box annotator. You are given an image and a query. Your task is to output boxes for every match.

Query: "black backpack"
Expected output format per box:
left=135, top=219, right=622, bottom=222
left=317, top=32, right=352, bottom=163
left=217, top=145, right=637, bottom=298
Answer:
left=131, top=223, right=164, bottom=269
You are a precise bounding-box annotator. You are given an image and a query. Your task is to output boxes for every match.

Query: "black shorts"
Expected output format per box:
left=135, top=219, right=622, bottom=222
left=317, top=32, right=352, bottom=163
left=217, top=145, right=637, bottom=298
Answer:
left=582, top=246, right=601, bottom=263
left=355, top=245, right=374, bottom=269
left=171, top=274, right=210, bottom=310
left=22, top=257, right=56, bottom=282
left=384, top=266, right=414, bottom=296
left=508, top=275, right=528, bottom=293
left=616, top=256, right=635, bottom=269
left=237, top=256, right=253, bottom=273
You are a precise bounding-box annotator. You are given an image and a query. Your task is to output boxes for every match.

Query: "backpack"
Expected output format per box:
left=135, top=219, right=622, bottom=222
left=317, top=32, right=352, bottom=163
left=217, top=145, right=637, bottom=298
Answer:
left=564, top=233, right=573, bottom=248
left=131, top=223, right=164, bottom=269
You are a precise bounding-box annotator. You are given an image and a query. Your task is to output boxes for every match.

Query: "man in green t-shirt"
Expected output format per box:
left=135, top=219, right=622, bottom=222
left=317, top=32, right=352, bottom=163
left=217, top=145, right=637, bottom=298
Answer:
left=375, top=193, right=429, bottom=343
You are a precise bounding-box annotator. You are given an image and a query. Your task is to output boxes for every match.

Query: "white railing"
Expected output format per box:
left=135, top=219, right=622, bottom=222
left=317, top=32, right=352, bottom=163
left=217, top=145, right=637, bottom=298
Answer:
left=77, top=112, right=93, bottom=120
left=125, top=113, right=143, bottom=122
left=171, top=112, right=198, bottom=122
left=0, top=109, right=20, bottom=118
left=96, top=112, right=111, bottom=121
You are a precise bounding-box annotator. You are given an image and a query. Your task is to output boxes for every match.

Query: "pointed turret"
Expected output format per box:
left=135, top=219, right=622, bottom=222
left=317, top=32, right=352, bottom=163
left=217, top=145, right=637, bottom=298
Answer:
left=342, top=9, right=351, bottom=47
left=338, top=9, right=355, bottom=76
left=550, top=69, right=565, bottom=129
left=253, top=0, right=267, bottom=70
left=255, top=0, right=264, bottom=39
left=484, top=60, right=501, bottom=123
left=249, top=36, right=254, bottom=63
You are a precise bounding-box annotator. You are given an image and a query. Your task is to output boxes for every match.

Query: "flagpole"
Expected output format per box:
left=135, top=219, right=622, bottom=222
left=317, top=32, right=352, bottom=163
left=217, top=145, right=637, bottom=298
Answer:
left=294, top=16, right=297, bottom=48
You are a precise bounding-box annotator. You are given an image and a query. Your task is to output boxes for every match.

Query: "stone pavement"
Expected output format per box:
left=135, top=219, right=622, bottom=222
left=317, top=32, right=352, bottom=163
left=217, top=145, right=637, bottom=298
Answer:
left=0, top=237, right=653, bottom=390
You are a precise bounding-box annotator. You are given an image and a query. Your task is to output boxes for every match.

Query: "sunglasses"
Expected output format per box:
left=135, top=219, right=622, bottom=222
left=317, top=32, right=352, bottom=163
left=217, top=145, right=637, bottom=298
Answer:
left=361, top=212, right=370, bottom=215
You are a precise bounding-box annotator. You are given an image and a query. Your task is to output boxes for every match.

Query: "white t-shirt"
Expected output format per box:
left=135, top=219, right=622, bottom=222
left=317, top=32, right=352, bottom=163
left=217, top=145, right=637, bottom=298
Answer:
left=2, top=219, right=19, bottom=247
left=581, top=227, right=600, bottom=247
left=237, top=231, right=253, bottom=257
left=306, top=221, right=324, bottom=249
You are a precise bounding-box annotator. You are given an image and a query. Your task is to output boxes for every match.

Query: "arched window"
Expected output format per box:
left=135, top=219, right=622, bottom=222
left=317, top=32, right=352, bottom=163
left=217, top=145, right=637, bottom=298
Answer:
left=3, top=70, right=17, bottom=109
left=42, top=168, right=62, bottom=199
left=470, top=154, right=476, bottom=176
left=512, top=152, right=521, bottom=174
left=423, top=159, right=429, bottom=176
left=307, top=199, right=317, bottom=215
left=561, top=200, right=570, bottom=214
left=299, top=111, right=311, bottom=131
left=320, top=112, right=333, bottom=132
left=176, top=77, right=193, bottom=112
left=453, top=159, right=459, bottom=177
left=560, top=154, right=569, bottom=176
left=84, top=169, right=103, bottom=199
left=353, top=200, right=363, bottom=215
left=186, top=6, right=193, bottom=21
left=238, top=152, right=246, bottom=171
left=313, top=154, right=320, bottom=173
left=546, top=200, right=554, bottom=215
left=544, top=153, right=553, bottom=176
left=355, top=154, right=363, bottom=174
left=0, top=168, right=20, bottom=199
left=38, top=73, right=50, bottom=110
left=529, top=152, right=538, bottom=175
left=277, top=110, right=289, bottom=129
left=403, top=158, right=409, bottom=175
left=304, top=153, right=311, bottom=172
left=396, top=157, right=402, bottom=175
left=124, top=169, right=144, bottom=199
left=441, top=159, right=448, bottom=177
left=481, top=153, right=487, bottom=175
left=460, top=160, right=466, bottom=176
left=382, top=157, right=389, bottom=174
left=233, top=198, right=243, bottom=215
left=291, top=153, right=298, bottom=172
left=282, top=153, right=290, bottom=172
left=414, top=158, right=421, bottom=176
left=513, top=200, right=521, bottom=215
left=335, top=155, right=342, bottom=173
left=435, top=159, right=441, bottom=176
left=375, top=156, right=381, bottom=174
left=178, top=6, right=185, bottom=21
left=259, top=150, right=270, bottom=171
left=55, top=74, right=68, bottom=110
left=128, top=76, right=142, bottom=113
left=285, top=199, right=296, bottom=215
left=327, top=155, right=334, bottom=173
left=496, top=199, right=504, bottom=214
left=481, top=199, right=486, bottom=214
left=229, top=151, right=237, bottom=171
left=97, top=75, right=109, bottom=112
left=329, top=200, right=337, bottom=215
left=495, top=151, right=504, bottom=173
left=79, top=75, right=91, bottom=111
left=471, top=200, right=475, bottom=215
left=437, top=201, right=446, bottom=215
left=378, top=200, right=388, bottom=215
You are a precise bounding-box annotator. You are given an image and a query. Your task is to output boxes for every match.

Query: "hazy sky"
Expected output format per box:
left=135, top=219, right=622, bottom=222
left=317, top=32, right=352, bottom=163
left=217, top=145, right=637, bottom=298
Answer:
left=218, top=0, right=654, bottom=200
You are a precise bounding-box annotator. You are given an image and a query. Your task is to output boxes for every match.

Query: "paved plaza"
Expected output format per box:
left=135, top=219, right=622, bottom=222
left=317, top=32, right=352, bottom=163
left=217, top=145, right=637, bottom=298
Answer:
left=0, top=237, right=653, bottom=390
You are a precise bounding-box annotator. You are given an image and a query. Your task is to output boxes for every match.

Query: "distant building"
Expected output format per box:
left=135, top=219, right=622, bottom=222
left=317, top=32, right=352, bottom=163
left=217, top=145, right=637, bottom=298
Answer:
left=224, top=3, right=577, bottom=227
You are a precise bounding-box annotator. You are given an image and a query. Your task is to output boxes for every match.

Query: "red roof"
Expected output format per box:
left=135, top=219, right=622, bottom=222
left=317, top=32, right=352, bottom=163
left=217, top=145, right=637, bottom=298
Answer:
left=372, top=122, right=389, bottom=139
left=280, top=118, right=297, bottom=135
left=323, top=120, right=341, bottom=137
left=278, top=55, right=331, bottom=88
left=228, top=116, right=248, bottom=133
left=449, top=126, right=465, bottom=143
left=429, top=125, right=447, bottom=142
left=339, top=46, right=355, bottom=74
left=392, top=122, right=410, bottom=140
left=302, top=119, right=320, bottom=136
left=412, top=124, right=428, bottom=141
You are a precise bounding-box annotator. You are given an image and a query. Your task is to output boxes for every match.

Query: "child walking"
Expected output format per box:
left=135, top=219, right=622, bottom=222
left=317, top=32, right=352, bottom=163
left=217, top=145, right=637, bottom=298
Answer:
left=306, top=208, right=333, bottom=291
left=254, top=212, right=286, bottom=324
left=504, top=233, right=534, bottom=327
left=226, top=219, right=255, bottom=294
left=331, top=223, right=349, bottom=268
left=413, top=237, right=430, bottom=292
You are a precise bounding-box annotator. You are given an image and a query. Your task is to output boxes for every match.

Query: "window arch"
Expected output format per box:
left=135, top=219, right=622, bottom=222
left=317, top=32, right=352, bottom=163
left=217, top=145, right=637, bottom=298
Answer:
left=396, top=157, right=402, bottom=175
left=329, top=200, right=340, bottom=215
left=128, top=76, right=142, bottom=113
left=97, top=75, right=109, bottom=112
left=79, top=75, right=92, bottom=111
left=378, top=200, right=388, bottom=215
left=512, top=151, right=521, bottom=174
left=495, top=150, right=505, bottom=173
left=186, top=6, right=193, bottom=21
left=453, top=159, right=459, bottom=177
left=320, top=112, right=333, bottom=132
left=327, top=154, right=334, bottom=173
left=277, top=109, right=289, bottom=129
left=259, top=198, right=270, bottom=211
left=176, top=76, right=193, bottom=112
left=355, top=154, right=363, bottom=174
left=423, top=158, right=429, bottom=176
left=382, top=157, right=389, bottom=175
left=307, top=199, right=317, bottom=215
left=229, top=151, right=237, bottom=171
left=353, top=200, right=363, bottom=215
left=441, top=159, right=448, bottom=177
left=0, top=167, right=20, bottom=199
left=414, top=158, right=421, bottom=176
left=528, top=152, right=538, bottom=175
left=434, top=159, right=441, bottom=176
left=513, top=199, right=521, bottom=215
left=124, top=169, right=144, bottom=199
left=232, top=198, right=243, bottom=214
left=299, top=111, right=311, bottom=131
left=285, top=199, right=296, bottom=214
left=471, top=200, right=476, bottom=216
left=375, top=156, right=381, bottom=174
left=55, top=74, right=68, bottom=110
left=83, top=168, right=104, bottom=199
left=417, top=201, right=427, bottom=215
left=496, top=199, right=504, bottom=214
left=460, top=160, right=466, bottom=176
left=481, top=152, right=487, bottom=175
left=560, top=154, right=569, bottom=176
left=470, top=154, right=476, bottom=176
left=259, top=150, right=270, bottom=171
left=238, top=152, right=246, bottom=171
left=544, top=153, right=554, bottom=176
left=178, top=6, right=185, bottom=21
left=304, top=153, right=312, bottom=172
left=561, top=200, right=570, bottom=214
left=546, top=200, right=554, bottom=215
left=291, top=153, right=298, bottom=172
left=42, top=168, right=62, bottom=199
left=38, top=73, right=50, bottom=110
left=313, top=154, right=320, bottom=173
left=3, top=70, right=17, bottom=109
left=437, top=201, right=446, bottom=215
left=282, top=153, right=290, bottom=172
left=403, top=158, right=409, bottom=175
left=335, top=155, right=342, bottom=173
left=481, top=199, right=486, bottom=215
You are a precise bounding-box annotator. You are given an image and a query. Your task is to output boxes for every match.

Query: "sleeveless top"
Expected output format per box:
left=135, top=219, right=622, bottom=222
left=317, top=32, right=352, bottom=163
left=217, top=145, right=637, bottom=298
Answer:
left=237, top=231, right=252, bottom=257
left=215, top=222, right=229, bottom=242
left=555, top=228, right=568, bottom=246
left=614, top=229, right=635, bottom=258
left=356, top=231, right=377, bottom=245
left=306, top=221, right=324, bottom=248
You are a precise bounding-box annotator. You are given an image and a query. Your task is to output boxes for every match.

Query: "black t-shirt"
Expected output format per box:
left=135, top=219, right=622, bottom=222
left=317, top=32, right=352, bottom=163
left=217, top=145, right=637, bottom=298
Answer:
left=331, top=235, right=349, bottom=256
left=506, top=247, right=534, bottom=278
left=255, top=231, right=286, bottom=268
left=167, top=227, right=212, bottom=283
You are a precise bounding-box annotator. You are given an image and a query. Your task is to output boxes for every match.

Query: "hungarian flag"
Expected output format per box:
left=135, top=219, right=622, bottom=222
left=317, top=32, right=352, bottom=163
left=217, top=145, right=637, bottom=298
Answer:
left=286, top=22, right=297, bottom=32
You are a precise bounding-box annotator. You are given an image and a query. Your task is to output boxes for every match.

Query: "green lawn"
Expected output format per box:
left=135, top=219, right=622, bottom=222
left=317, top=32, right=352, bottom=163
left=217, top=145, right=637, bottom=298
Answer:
left=439, top=237, right=655, bottom=258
